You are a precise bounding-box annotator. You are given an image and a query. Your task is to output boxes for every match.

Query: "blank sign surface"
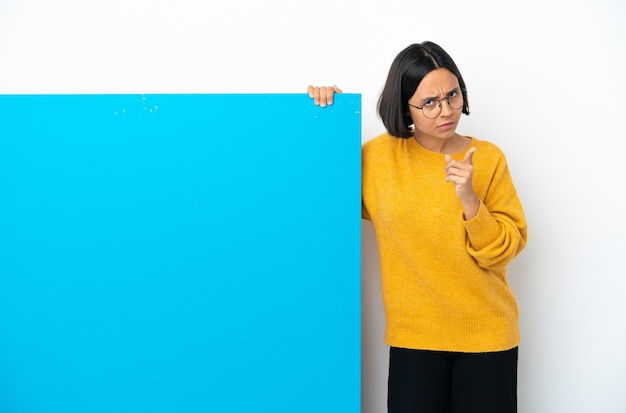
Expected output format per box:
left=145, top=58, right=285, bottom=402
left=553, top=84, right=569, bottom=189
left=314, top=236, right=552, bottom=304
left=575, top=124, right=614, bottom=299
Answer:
left=0, top=94, right=361, bottom=413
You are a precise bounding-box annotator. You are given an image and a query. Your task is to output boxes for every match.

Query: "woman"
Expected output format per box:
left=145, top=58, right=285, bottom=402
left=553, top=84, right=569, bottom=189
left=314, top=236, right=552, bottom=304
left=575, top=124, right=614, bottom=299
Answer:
left=309, top=41, right=527, bottom=413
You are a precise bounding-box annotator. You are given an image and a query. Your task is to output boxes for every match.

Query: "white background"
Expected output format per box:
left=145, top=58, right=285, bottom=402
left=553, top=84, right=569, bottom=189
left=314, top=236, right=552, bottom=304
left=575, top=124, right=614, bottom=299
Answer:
left=1, top=0, right=625, bottom=412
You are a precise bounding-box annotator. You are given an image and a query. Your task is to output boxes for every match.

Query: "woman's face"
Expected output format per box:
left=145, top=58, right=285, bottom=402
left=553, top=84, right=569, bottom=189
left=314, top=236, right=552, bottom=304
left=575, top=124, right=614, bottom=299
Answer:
left=408, top=68, right=463, bottom=143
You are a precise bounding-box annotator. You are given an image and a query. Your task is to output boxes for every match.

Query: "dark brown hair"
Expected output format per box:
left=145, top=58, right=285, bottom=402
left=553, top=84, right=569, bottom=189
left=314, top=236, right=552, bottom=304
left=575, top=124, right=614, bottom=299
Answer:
left=377, top=41, right=470, bottom=138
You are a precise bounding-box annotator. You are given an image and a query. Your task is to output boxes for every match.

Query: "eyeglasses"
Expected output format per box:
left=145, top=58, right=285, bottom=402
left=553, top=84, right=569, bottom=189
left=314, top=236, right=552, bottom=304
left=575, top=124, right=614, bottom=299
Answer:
left=408, top=90, right=464, bottom=119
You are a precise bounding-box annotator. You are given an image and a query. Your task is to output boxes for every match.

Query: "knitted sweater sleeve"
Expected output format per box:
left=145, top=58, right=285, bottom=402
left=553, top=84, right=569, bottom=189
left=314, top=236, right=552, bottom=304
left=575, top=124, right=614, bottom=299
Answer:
left=462, top=145, right=528, bottom=271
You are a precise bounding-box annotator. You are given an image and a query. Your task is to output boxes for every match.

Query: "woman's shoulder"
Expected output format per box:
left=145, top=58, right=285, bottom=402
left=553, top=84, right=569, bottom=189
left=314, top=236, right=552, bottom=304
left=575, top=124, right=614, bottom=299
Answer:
left=362, top=132, right=397, bottom=153
left=469, top=136, right=507, bottom=157
left=469, top=137, right=510, bottom=170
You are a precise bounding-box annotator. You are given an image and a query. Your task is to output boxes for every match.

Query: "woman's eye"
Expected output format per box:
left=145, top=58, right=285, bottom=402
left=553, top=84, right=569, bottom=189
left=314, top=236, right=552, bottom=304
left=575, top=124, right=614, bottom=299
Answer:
left=423, top=99, right=434, bottom=107
left=449, top=91, right=459, bottom=98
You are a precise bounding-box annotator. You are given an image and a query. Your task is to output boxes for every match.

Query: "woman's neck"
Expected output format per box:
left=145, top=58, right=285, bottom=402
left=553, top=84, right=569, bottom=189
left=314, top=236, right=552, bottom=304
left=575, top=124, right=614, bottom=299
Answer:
left=412, top=133, right=470, bottom=154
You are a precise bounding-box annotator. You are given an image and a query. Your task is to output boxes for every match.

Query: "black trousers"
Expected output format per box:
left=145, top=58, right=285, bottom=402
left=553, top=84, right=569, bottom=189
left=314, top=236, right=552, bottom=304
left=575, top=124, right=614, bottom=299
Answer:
left=387, top=346, right=518, bottom=413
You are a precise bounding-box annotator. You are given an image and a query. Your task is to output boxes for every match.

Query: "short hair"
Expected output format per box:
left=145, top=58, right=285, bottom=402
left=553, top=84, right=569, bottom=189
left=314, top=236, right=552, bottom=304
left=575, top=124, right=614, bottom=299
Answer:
left=377, top=41, right=470, bottom=138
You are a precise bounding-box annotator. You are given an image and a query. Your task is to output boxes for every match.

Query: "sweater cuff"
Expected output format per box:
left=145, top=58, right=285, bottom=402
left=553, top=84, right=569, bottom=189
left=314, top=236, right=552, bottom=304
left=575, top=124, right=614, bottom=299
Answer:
left=463, top=202, right=501, bottom=251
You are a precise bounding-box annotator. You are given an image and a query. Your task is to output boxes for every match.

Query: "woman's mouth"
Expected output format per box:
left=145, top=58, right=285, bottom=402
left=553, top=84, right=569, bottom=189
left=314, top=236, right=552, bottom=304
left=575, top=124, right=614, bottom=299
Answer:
left=437, top=121, right=455, bottom=131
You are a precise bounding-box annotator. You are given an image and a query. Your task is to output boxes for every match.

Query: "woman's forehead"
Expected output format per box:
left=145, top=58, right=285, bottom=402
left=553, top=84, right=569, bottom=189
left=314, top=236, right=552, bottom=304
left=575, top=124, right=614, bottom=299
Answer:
left=415, top=68, right=460, bottom=96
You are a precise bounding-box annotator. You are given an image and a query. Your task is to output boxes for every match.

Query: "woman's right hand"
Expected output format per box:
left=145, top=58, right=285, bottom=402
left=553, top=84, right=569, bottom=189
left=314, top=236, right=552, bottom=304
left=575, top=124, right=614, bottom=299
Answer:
left=307, top=85, right=342, bottom=107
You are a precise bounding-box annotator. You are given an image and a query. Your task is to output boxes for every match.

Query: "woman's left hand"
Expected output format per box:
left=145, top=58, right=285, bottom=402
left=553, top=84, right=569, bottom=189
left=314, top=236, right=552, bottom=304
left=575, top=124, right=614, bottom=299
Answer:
left=445, top=147, right=480, bottom=219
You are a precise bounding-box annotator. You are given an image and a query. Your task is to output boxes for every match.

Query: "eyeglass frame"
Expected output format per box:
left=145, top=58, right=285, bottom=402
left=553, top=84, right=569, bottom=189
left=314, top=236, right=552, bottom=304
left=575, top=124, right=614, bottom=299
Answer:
left=407, top=88, right=465, bottom=119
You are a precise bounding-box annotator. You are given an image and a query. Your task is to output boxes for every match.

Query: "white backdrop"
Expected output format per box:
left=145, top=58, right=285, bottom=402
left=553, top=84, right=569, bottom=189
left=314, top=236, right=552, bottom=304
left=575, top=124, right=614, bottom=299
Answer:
left=1, top=0, right=625, bottom=412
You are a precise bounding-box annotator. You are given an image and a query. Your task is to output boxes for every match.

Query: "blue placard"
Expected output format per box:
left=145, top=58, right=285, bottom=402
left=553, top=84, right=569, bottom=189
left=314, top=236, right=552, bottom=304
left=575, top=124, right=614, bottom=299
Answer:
left=0, top=94, right=361, bottom=413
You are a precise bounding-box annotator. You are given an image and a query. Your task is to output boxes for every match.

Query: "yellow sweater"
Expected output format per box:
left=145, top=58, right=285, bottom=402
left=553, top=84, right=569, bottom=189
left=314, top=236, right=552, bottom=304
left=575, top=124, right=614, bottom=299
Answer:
left=362, top=133, right=527, bottom=353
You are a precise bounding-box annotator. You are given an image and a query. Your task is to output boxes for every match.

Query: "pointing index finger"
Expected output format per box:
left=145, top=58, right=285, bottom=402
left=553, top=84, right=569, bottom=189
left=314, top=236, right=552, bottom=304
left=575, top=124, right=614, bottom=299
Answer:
left=464, top=147, right=477, bottom=164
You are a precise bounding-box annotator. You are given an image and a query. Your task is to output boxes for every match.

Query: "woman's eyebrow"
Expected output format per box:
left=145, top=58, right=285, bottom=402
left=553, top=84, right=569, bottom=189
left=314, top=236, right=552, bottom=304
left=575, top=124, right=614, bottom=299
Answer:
left=419, top=87, right=461, bottom=103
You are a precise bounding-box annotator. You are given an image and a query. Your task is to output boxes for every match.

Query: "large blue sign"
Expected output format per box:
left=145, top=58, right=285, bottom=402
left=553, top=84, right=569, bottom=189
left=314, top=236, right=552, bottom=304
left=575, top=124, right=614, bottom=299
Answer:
left=0, top=94, right=361, bottom=413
